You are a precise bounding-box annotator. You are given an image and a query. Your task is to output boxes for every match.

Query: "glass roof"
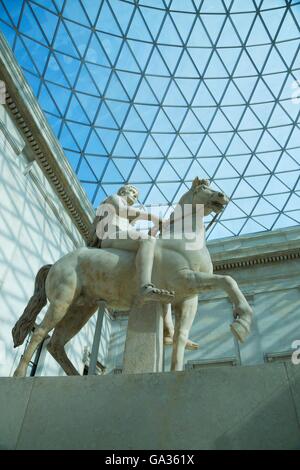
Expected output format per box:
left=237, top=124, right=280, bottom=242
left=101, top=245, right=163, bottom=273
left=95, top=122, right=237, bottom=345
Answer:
left=1, top=0, right=300, bottom=239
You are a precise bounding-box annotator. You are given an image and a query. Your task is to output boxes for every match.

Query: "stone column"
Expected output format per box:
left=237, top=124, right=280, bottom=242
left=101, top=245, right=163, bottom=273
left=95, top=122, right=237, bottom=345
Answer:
left=123, top=302, right=164, bottom=374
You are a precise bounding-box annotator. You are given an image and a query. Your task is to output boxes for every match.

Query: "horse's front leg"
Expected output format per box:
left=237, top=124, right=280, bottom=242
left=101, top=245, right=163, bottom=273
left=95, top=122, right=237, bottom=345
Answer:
left=180, top=270, right=253, bottom=343
left=171, top=296, right=198, bottom=371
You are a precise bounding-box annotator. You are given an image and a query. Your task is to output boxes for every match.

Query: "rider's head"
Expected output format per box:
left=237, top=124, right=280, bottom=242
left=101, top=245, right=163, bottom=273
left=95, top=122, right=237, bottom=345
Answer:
left=118, top=184, right=139, bottom=205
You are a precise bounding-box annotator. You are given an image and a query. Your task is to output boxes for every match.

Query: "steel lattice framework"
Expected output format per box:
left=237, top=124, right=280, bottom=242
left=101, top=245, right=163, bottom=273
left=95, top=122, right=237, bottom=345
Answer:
left=1, top=0, right=300, bottom=239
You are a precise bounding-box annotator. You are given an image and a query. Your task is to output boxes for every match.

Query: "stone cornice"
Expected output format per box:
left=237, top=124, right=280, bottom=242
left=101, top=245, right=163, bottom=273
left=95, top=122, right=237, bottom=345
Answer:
left=213, top=248, right=300, bottom=271
left=0, top=33, right=94, bottom=241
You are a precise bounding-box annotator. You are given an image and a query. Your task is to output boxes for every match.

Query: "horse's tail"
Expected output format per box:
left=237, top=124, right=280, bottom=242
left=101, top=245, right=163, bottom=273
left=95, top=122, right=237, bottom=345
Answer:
left=12, top=264, right=52, bottom=347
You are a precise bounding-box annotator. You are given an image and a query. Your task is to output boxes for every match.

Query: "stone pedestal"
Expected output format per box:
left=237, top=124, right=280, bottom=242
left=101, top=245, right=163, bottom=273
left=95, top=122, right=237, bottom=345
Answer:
left=123, top=302, right=164, bottom=374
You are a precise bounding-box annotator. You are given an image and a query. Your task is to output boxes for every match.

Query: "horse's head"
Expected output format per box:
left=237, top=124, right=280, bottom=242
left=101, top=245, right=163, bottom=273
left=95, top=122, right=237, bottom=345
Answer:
left=191, top=177, right=229, bottom=216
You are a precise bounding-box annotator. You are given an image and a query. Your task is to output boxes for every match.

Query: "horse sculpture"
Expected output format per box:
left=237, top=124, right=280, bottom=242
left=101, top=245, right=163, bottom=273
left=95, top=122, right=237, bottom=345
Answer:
left=12, top=177, right=253, bottom=377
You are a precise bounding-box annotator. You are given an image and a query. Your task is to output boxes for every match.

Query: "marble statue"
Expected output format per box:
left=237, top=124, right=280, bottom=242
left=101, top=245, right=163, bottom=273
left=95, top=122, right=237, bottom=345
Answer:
left=12, top=177, right=253, bottom=377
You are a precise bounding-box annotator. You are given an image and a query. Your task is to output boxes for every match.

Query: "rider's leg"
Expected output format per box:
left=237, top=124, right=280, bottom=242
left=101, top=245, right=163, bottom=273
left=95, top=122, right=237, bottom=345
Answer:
left=101, top=232, right=174, bottom=303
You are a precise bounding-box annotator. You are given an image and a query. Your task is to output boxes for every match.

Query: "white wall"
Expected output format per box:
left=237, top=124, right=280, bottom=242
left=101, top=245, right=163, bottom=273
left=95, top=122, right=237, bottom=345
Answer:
left=0, top=103, right=96, bottom=377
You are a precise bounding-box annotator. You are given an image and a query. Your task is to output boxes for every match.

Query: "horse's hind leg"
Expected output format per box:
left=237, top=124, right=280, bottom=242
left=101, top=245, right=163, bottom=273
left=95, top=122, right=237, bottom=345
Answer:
left=13, top=301, right=70, bottom=377
left=47, top=301, right=98, bottom=376
left=171, top=296, right=198, bottom=371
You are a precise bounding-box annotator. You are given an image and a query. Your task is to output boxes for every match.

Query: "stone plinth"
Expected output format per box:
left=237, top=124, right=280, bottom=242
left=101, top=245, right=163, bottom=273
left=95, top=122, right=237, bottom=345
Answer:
left=123, top=302, right=164, bottom=374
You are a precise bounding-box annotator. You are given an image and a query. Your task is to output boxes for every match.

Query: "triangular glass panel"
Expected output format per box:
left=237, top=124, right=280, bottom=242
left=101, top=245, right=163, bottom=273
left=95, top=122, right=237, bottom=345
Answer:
left=125, top=131, right=147, bottom=154
left=264, top=48, right=288, bottom=74
left=13, top=37, right=38, bottom=75
left=19, top=3, right=47, bottom=44
left=217, top=18, right=242, bottom=47
left=187, top=48, right=211, bottom=76
left=256, top=130, right=281, bottom=152
left=97, top=32, right=122, bottom=64
left=206, top=78, right=228, bottom=103
left=170, top=11, right=196, bottom=43
left=250, top=102, right=275, bottom=124
left=247, top=175, right=270, bottom=194
left=188, top=18, right=211, bottom=47
left=128, top=40, right=153, bottom=70
left=66, top=95, right=90, bottom=124
left=258, top=151, right=281, bottom=172
left=252, top=214, right=278, bottom=230
left=233, top=50, right=258, bottom=77
left=197, top=135, right=221, bottom=157
left=86, top=155, right=109, bottom=177
left=218, top=47, right=241, bottom=75
left=247, top=16, right=271, bottom=46
left=182, top=133, right=204, bottom=154
left=76, top=64, right=99, bottom=95
left=102, top=160, right=125, bottom=183
left=111, top=158, right=135, bottom=181
left=129, top=161, right=152, bottom=183
left=65, top=150, right=81, bottom=173
left=163, top=81, right=187, bottom=106
left=22, top=37, right=50, bottom=74
left=239, top=218, right=266, bottom=235
left=31, top=3, right=59, bottom=43
left=116, top=42, right=139, bottom=72
left=39, top=83, right=60, bottom=115
left=272, top=214, right=298, bottom=230
left=95, top=101, right=118, bottom=129
left=277, top=170, right=300, bottom=189
left=268, top=104, right=292, bottom=127
left=85, top=63, right=111, bottom=95
left=117, top=70, right=140, bottom=99
left=202, top=14, right=226, bottom=45
left=209, top=112, right=233, bottom=132
left=244, top=156, right=269, bottom=176
left=81, top=182, right=98, bottom=201
left=145, top=185, right=168, bottom=205
left=140, top=5, right=165, bottom=40
left=221, top=81, right=245, bottom=106
left=176, top=50, right=199, bottom=77
left=277, top=10, right=300, bottom=42
left=53, top=20, right=80, bottom=57
left=157, top=161, right=179, bottom=181
left=230, top=12, right=256, bottom=43
left=67, top=122, right=91, bottom=149
left=157, top=182, right=179, bottom=201
left=77, top=157, right=98, bottom=182
left=124, top=107, right=147, bottom=131
left=186, top=160, right=208, bottom=180
left=221, top=202, right=246, bottom=219
left=238, top=108, right=262, bottom=130
left=127, top=8, right=152, bottom=41
left=169, top=136, right=192, bottom=158
left=158, top=45, right=182, bottom=75
left=215, top=159, right=240, bottom=178
left=208, top=223, right=234, bottom=239
left=192, top=82, right=215, bottom=106
left=234, top=179, right=259, bottom=197
left=234, top=76, right=258, bottom=102
left=180, top=110, right=204, bottom=133
left=193, top=107, right=215, bottom=130
left=238, top=129, right=263, bottom=152
left=233, top=196, right=258, bottom=213
left=276, top=152, right=300, bottom=172
left=146, top=47, right=170, bottom=76
left=96, top=1, right=122, bottom=34
left=63, top=1, right=90, bottom=25
left=265, top=175, right=288, bottom=194
left=261, top=7, right=286, bottom=37
left=247, top=44, right=271, bottom=73
left=175, top=78, right=200, bottom=104
left=158, top=14, right=182, bottom=46
left=93, top=186, right=108, bottom=207
left=146, top=76, right=170, bottom=102
left=227, top=133, right=250, bottom=155
left=96, top=128, right=118, bottom=153
left=276, top=40, right=299, bottom=69
left=76, top=93, right=101, bottom=123
left=105, top=73, right=128, bottom=100
left=169, top=158, right=193, bottom=176
left=204, top=52, right=229, bottom=78
left=163, top=106, right=187, bottom=129
left=44, top=54, right=69, bottom=87
left=210, top=131, right=234, bottom=152
left=85, top=130, right=107, bottom=155
left=153, top=133, right=175, bottom=155
left=197, top=157, right=221, bottom=175
left=152, top=109, right=175, bottom=132
left=60, top=123, right=80, bottom=151
left=85, top=34, right=110, bottom=66
left=142, top=159, right=164, bottom=179
left=109, top=0, right=134, bottom=34
left=141, top=135, right=164, bottom=158
left=252, top=198, right=278, bottom=216
left=222, top=105, right=245, bottom=129
left=113, top=134, right=136, bottom=157
left=135, top=78, right=158, bottom=104
left=284, top=193, right=300, bottom=211
left=227, top=155, right=250, bottom=174
left=134, top=104, right=158, bottom=128
left=47, top=82, right=71, bottom=115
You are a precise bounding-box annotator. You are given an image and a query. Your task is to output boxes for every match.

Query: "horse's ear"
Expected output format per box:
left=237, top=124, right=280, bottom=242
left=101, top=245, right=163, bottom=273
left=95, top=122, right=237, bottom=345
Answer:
left=191, top=177, right=200, bottom=189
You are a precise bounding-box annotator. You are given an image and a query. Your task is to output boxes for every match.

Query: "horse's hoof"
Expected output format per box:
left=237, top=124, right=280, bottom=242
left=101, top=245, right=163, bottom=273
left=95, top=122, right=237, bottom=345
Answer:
left=185, top=339, right=200, bottom=350
left=230, top=321, right=249, bottom=343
